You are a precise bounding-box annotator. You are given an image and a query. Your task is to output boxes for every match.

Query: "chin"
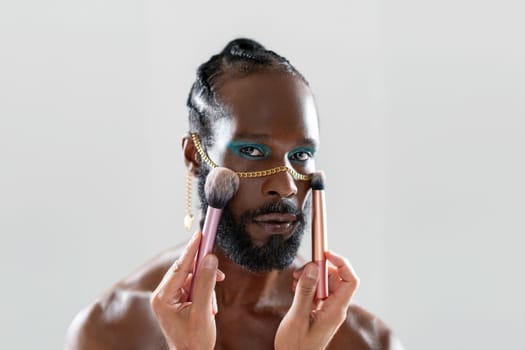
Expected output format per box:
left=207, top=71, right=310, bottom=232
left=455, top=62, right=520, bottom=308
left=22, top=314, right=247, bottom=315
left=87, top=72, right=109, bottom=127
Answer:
left=217, top=228, right=304, bottom=273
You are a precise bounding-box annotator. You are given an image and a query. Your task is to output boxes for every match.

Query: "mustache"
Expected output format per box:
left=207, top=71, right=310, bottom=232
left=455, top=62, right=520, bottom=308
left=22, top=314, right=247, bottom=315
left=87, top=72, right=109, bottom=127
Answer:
left=243, top=199, right=304, bottom=221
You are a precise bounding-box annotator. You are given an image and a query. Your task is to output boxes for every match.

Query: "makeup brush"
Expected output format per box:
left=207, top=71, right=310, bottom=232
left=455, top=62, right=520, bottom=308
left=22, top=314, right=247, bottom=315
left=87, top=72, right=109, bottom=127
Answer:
left=311, top=171, right=328, bottom=300
left=189, top=167, right=240, bottom=301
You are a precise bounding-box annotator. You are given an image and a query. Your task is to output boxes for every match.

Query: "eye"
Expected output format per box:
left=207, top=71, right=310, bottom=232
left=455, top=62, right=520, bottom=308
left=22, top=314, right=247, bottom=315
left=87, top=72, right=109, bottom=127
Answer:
left=239, top=146, right=265, bottom=158
left=228, top=141, right=271, bottom=160
left=289, top=149, right=314, bottom=162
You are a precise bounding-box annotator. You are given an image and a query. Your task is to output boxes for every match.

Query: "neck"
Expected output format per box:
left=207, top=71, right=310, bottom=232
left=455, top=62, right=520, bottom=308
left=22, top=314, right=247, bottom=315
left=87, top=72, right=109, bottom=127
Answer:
left=214, top=249, right=299, bottom=311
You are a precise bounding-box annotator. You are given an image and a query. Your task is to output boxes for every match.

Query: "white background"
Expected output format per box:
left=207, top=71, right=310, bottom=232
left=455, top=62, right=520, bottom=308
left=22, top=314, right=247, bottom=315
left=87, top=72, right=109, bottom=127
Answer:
left=1, top=1, right=524, bottom=349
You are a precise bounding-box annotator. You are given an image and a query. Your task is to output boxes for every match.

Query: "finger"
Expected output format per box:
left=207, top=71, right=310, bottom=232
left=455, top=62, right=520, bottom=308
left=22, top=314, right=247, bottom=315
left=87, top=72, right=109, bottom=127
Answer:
left=155, top=232, right=201, bottom=302
left=216, top=269, right=226, bottom=282
left=191, top=254, right=219, bottom=316
left=166, top=274, right=192, bottom=306
left=212, top=291, right=218, bottom=315
left=213, top=270, right=225, bottom=314
left=289, top=263, right=319, bottom=319
left=184, top=268, right=224, bottom=302
left=321, top=252, right=359, bottom=312
left=183, top=273, right=193, bottom=290
left=293, top=265, right=306, bottom=279
left=327, top=265, right=341, bottom=292
left=325, top=251, right=359, bottom=287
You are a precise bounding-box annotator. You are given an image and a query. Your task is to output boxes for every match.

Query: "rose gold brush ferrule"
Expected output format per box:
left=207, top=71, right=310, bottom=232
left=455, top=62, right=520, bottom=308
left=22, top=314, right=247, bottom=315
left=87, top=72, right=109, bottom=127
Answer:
left=189, top=206, right=222, bottom=300
left=312, top=189, right=328, bottom=300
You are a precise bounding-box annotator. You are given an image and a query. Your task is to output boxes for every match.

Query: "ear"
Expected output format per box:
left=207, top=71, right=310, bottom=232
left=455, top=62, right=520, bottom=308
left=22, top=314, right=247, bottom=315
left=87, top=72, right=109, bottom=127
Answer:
left=181, top=134, right=200, bottom=176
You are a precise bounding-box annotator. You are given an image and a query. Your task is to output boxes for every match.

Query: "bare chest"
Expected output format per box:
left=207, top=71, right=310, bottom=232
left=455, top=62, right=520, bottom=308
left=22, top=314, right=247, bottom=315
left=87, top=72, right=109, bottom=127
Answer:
left=214, top=305, right=284, bottom=350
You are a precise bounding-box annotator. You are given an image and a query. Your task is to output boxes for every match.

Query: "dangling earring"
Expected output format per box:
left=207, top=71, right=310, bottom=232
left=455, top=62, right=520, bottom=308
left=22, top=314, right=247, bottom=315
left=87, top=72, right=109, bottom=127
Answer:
left=184, top=171, right=194, bottom=231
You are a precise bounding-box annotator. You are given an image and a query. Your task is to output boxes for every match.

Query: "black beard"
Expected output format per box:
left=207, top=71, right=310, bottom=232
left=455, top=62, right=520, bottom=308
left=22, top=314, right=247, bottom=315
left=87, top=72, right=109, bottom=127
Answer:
left=197, top=167, right=306, bottom=272
left=215, top=201, right=306, bottom=272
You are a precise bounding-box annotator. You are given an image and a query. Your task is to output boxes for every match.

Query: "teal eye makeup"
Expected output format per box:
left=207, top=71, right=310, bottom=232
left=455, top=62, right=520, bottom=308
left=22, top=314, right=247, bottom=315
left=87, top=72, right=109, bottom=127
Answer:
left=228, top=141, right=271, bottom=160
left=289, top=147, right=315, bottom=163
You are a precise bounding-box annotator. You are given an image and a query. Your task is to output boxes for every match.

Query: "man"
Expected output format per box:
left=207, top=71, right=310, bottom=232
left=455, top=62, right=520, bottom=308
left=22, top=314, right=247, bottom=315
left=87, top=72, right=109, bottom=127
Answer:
left=65, top=38, right=404, bottom=349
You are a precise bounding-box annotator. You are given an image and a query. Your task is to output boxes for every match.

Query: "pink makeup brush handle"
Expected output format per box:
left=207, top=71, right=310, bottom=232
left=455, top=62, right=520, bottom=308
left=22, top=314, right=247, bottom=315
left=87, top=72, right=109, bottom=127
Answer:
left=315, top=259, right=328, bottom=300
left=189, top=206, right=222, bottom=301
left=312, top=189, right=328, bottom=300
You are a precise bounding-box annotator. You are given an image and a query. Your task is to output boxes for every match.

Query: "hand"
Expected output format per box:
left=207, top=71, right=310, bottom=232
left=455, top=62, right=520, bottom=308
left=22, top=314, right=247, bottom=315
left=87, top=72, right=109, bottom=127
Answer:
left=150, top=232, right=225, bottom=350
left=274, top=251, right=359, bottom=350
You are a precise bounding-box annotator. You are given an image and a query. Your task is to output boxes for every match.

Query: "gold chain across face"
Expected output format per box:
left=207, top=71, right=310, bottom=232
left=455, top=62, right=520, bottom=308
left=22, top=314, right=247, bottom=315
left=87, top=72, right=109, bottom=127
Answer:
left=191, top=133, right=312, bottom=181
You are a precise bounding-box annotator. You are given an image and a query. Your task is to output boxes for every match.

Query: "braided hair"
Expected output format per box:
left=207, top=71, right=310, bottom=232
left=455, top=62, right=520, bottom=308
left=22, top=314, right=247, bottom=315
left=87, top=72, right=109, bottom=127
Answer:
left=186, top=38, right=308, bottom=148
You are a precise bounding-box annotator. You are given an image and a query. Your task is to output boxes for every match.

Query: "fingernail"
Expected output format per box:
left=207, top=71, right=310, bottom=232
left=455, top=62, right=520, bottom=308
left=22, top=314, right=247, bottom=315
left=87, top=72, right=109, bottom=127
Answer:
left=212, top=291, right=218, bottom=315
left=306, top=264, right=319, bottom=279
left=189, top=231, right=199, bottom=244
left=203, top=255, right=217, bottom=269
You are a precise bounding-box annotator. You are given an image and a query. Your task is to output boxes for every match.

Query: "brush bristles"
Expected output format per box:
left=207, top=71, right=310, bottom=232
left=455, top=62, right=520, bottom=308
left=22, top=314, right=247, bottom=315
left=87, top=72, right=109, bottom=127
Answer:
left=310, top=171, right=326, bottom=190
left=204, top=167, right=240, bottom=209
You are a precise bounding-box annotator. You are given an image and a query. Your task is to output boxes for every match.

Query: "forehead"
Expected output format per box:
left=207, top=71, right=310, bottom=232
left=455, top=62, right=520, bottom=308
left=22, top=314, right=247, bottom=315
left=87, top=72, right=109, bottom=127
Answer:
left=213, top=72, right=319, bottom=145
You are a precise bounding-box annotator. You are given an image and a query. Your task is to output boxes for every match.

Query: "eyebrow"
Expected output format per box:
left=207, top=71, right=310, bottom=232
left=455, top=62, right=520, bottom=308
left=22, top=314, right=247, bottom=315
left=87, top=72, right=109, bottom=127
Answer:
left=232, top=133, right=319, bottom=150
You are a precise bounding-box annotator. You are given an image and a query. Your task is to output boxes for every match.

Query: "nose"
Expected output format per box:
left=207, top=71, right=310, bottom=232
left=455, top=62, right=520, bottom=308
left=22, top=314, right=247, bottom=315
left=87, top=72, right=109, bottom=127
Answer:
left=261, top=169, right=298, bottom=199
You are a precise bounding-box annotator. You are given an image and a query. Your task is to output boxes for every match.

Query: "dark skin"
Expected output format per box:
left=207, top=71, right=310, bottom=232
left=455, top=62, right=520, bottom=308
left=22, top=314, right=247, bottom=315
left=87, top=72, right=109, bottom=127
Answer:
left=65, top=72, right=404, bottom=350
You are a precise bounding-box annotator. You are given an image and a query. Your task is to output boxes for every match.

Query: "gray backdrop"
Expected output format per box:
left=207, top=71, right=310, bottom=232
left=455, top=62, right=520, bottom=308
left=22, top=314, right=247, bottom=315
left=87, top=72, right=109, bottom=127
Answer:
left=1, top=1, right=524, bottom=349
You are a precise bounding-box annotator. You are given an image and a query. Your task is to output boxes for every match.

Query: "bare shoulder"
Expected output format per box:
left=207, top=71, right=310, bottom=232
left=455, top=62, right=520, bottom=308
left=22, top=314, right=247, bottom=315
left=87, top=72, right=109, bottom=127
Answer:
left=64, top=245, right=186, bottom=350
left=329, top=303, right=405, bottom=350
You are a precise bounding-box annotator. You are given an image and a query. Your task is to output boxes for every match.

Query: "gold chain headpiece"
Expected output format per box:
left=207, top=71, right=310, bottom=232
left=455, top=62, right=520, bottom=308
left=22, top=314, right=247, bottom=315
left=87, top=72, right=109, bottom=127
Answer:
left=184, top=171, right=194, bottom=231
left=191, top=133, right=311, bottom=181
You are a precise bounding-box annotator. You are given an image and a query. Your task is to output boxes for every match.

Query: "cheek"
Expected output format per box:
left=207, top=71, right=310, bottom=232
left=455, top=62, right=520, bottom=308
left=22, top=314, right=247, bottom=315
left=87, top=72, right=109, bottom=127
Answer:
left=296, top=182, right=311, bottom=207
left=227, top=178, right=264, bottom=215
left=291, top=160, right=316, bottom=178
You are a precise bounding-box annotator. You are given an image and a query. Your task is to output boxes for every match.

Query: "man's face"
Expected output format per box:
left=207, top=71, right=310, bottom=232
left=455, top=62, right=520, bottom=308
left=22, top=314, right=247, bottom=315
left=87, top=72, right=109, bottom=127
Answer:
left=200, top=71, right=320, bottom=272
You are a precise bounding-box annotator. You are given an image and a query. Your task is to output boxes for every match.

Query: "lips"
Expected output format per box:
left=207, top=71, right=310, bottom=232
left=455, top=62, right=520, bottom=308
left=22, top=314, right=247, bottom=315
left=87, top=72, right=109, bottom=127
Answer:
left=254, top=213, right=297, bottom=223
left=252, top=213, right=298, bottom=235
